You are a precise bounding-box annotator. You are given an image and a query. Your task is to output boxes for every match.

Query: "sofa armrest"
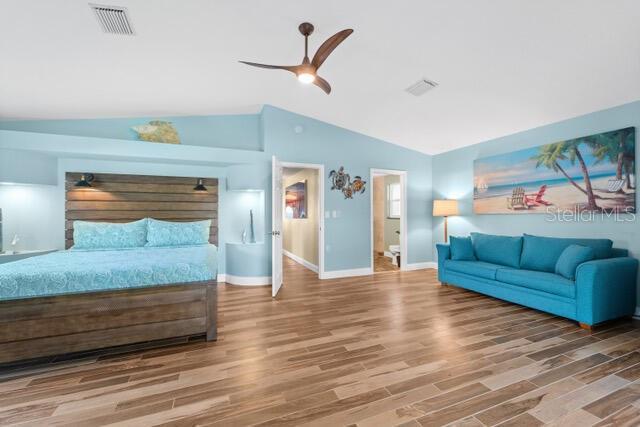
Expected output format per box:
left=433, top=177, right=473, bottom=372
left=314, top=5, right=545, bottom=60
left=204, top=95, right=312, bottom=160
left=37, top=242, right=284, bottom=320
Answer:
left=575, top=257, right=638, bottom=325
left=436, top=244, right=451, bottom=282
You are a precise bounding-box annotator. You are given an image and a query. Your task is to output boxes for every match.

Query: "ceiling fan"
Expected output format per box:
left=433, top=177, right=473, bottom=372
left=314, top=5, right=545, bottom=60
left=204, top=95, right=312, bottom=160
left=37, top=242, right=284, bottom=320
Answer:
left=240, top=22, right=353, bottom=94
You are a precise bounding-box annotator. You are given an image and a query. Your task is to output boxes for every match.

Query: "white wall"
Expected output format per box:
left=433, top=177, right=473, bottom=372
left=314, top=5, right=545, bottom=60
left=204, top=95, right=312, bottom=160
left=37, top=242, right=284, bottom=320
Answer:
left=0, top=184, right=59, bottom=252
left=373, top=176, right=385, bottom=253
left=383, top=175, right=401, bottom=250
left=225, top=190, right=265, bottom=244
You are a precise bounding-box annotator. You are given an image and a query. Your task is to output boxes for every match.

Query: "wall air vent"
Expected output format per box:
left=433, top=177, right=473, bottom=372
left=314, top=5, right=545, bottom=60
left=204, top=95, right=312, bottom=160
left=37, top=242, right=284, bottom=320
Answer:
left=405, top=78, right=438, bottom=96
left=90, top=4, right=135, bottom=35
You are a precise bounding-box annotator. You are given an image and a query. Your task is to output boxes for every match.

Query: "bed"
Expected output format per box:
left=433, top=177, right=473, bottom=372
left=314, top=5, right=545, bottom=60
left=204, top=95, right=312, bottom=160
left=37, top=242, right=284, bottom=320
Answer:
left=0, top=173, right=219, bottom=366
left=0, top=245, right=217, bottom=300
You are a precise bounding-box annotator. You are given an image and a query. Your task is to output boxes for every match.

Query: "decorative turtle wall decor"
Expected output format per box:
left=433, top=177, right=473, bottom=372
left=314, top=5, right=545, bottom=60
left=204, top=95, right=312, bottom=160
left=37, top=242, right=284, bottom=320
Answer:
left=329, top=166, right=367, bottom=199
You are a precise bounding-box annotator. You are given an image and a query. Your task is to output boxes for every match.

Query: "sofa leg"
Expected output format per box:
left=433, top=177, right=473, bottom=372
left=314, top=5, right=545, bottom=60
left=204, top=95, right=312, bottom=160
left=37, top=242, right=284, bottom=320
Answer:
left=440, top=282, right=448, bottom=286
left=579, top=322, right=593, bottom=332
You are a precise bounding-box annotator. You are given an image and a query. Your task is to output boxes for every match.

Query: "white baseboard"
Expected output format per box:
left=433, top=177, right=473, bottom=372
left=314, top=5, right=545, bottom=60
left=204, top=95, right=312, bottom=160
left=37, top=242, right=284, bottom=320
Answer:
left=321, top=267, right=372, bottom=280
left=404, top=262, right=437, bottom=271
left=218, top=274, right=271, bottom=286
left=283, top=249, right=319, bottom=273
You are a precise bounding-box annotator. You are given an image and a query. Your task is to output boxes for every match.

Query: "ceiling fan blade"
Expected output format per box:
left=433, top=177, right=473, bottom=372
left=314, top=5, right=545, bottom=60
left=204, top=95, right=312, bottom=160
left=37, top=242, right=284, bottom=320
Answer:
left=239, top=61, right=299, bottom=73
left=313, top=76, right=331, bottom=94
left=311, top=29, right=353, bottom=70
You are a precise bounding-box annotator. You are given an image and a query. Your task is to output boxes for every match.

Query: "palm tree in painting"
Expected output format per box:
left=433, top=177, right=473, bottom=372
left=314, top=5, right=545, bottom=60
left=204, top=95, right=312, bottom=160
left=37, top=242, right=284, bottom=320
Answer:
left=624, top=157, right=635, bottom=190
left=590, top=128, right=635, bottom=192
left=565, top=141, right=599, bottom=210
left=533, top=142, right=587, bottom=194
left=532, top=141, right=599, bottom=210
left=617, top=128, right=634, bottom=190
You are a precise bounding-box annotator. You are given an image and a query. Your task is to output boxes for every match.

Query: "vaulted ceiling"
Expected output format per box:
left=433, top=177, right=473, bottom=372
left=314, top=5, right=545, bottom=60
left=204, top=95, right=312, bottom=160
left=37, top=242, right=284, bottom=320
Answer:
left=1, top=0, right=639, bottom=154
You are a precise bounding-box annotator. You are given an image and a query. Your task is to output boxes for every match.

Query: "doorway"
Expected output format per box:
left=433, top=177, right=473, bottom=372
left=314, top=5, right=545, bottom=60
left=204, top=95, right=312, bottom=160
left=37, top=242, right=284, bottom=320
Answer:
left=370, top=169, right=407, bottom=273
left=271, top=159, right=324, bottom=297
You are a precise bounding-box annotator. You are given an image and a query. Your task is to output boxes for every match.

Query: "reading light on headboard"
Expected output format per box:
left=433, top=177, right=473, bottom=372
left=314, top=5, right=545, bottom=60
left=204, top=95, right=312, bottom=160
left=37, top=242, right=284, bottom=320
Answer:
left=194, top=178, right=208, bottom=192
left=75, top=173, right=95, bottom=187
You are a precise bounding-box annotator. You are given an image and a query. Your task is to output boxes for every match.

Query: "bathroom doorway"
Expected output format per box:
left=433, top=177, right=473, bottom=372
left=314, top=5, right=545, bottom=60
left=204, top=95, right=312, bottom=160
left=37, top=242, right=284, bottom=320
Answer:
left=370, top=169, right=407, bottom=273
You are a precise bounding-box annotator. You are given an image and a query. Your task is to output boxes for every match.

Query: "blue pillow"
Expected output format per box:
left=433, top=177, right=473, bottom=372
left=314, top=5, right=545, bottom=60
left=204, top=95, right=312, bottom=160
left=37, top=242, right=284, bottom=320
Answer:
left=555, top=244, right=595, bottom=280
left=73, top=219, right=148, bottom=250
left=521, top=234, right=613, bottom=273
left=146, top=219, right=211, bottom=247
left=471, top=232, right=523, bottom=268
left=450, top=236, right=476, bottom=261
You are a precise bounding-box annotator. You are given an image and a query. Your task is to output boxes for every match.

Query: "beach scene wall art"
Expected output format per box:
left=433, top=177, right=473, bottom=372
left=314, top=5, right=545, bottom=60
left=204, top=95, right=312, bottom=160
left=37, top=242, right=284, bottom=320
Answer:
left=285, top=180, right=307, bottom=219
left=474, top=127, right=636, bottom=214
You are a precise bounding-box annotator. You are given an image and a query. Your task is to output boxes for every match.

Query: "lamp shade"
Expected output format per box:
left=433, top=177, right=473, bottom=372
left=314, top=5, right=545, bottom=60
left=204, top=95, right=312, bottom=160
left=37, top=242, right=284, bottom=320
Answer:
left=433, top=199, right=459, bottom=217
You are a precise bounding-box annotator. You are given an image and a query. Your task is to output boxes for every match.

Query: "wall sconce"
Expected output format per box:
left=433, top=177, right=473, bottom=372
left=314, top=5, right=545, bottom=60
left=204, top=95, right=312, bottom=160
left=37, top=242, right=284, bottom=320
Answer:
left=193, top=178, right=208, bottom=192
left=75, top=173, right=95, bottom=187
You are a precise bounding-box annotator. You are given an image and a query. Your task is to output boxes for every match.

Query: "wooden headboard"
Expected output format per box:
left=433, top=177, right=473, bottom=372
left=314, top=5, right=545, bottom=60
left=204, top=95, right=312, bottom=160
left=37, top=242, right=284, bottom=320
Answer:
left=65, top=173, right=218, bottom=249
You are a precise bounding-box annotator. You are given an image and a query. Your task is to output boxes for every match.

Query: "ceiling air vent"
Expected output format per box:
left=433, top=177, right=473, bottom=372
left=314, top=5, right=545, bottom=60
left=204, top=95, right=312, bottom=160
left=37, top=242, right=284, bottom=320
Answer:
left=90, top=4, right=135, bottom=35
left=405, top=78, right=438, bottom=96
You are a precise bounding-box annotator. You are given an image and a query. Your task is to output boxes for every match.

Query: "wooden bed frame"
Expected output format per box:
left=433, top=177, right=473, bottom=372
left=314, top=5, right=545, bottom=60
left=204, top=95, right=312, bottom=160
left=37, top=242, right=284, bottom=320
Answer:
left=0, top=281, right=216, bottom=365
left=0, top=173, right=219, bottom=366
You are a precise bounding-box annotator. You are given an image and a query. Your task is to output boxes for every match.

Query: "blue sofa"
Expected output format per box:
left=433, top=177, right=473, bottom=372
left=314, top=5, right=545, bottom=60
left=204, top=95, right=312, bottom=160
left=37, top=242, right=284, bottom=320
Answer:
left=437, top=233, right=638, bottom=328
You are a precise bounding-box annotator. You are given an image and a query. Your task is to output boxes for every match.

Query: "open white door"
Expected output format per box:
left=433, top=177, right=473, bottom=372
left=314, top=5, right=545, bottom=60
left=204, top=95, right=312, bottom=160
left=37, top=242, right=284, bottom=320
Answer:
left=271, top=156, right=283, bottom=297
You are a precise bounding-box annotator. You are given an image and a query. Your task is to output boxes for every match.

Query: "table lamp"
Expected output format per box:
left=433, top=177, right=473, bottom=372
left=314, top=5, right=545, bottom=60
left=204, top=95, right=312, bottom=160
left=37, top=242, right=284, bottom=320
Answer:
left=433, top=199, right=459, bottom=243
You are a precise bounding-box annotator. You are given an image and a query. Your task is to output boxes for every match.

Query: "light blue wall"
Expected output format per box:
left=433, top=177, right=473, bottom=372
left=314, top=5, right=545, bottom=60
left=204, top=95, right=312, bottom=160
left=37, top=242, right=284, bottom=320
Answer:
left=0, top=149, right=56, bottom=185
left=226, top=243, right=270, bottom=277
left=432, top=101, right=639, bottom=299
left=0, top=106, right=433, bottom=277
left=262, top=105, right=433, bottom=271
left=0, top=114, right=262, bottom=151
left=0, top=101, right=637, bottom=286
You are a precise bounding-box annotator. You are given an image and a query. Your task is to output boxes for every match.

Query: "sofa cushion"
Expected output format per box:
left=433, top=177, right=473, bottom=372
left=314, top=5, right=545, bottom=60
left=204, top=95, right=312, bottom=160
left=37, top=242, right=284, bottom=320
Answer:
left=444, top=260, right=503, bottom=281
left=555, top=245, right=595, bottom=280
left=520, top=234, right=613, bottom=273
left=471, top=233, right=523, bottom=269
left=450, top=236, right=476, bottom=261
left=495, top=268, right=575, bottom=299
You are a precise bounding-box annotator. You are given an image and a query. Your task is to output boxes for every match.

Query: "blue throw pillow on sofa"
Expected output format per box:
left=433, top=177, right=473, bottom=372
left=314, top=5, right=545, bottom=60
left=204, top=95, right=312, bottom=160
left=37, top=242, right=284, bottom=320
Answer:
left=521, top=234, right=613, bottom=273
left=471, top=232, right=522, bottom=268
left=450, top=236, right=476, bottom=261
left=555, top=244, right=595, bottom=280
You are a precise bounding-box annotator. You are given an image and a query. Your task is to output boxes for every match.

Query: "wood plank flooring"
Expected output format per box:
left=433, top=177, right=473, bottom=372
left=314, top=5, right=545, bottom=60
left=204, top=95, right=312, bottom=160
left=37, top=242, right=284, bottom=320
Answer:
left=1, top=257, right=640, bottom=426
left=374, top=252, right=399, bottom=273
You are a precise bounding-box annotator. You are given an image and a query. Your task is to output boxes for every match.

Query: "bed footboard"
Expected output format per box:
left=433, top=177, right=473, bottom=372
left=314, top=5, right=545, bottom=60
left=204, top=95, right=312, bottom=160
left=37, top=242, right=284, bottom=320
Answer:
left=0, top=280, right=217, bottom=365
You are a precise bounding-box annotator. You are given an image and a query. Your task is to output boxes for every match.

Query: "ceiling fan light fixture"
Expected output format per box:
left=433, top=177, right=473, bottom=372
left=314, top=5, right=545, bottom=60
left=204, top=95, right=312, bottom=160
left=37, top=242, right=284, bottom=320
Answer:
left=297, top=72, right=316, bottom=84
left=239, top=22, right=353, bottom=95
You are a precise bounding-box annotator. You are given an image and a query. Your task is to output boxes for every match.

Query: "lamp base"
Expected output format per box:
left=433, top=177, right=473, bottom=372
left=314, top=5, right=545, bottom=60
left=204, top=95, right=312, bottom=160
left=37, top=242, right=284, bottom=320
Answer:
left=443, top=216, right=448, bottom=243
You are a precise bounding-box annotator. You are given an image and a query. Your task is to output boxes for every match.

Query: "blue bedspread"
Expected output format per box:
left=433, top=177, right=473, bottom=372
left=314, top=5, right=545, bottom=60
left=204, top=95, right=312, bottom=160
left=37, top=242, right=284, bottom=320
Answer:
left=0, top=245, right=217, bottom=301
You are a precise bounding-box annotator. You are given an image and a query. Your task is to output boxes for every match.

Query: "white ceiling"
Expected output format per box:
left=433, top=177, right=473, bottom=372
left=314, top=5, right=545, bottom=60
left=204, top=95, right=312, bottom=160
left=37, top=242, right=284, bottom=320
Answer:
left=1, top=0, right=639, bottom=154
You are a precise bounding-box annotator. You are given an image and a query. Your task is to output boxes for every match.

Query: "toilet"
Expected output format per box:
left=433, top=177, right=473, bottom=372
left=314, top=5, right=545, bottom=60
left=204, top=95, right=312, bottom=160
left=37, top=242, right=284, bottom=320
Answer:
left=389, top=245, right=401, bottom=267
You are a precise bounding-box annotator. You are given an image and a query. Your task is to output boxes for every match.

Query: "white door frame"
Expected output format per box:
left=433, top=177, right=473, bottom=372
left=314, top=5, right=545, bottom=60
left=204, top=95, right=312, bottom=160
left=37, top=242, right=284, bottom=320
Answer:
left=272, top=156, right=284, bottom=297
left=370, top=169, right=408, bottom=272
left=280, top=161, right=325, bottom=279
